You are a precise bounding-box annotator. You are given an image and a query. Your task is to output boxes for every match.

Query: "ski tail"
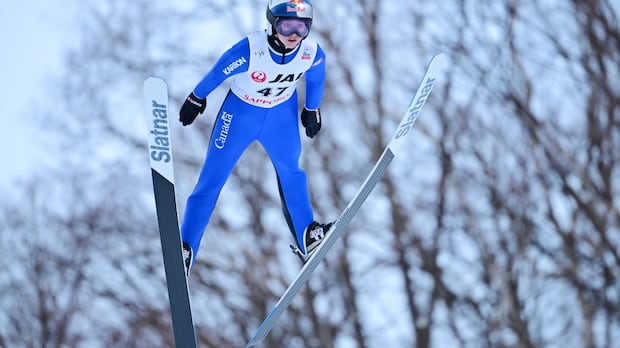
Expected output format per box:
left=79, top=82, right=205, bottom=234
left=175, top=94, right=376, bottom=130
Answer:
left=144, top=77, right=197, bottom=348
left=245, top=53, right=447, bottom=347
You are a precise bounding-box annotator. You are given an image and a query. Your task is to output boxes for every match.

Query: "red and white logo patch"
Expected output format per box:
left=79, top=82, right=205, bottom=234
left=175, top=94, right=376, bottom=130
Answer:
left=250, top=71, right=267, bottom=83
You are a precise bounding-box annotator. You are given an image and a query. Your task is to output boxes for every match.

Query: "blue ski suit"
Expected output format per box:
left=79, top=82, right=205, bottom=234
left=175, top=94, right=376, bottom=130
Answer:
left=181, top=30, right=326, bottom=258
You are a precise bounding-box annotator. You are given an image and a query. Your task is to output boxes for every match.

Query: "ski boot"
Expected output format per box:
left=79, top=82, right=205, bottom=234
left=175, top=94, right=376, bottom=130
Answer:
left=290, top=221, right=334, bottom=263
left=182, top=242, right=193, bottom=277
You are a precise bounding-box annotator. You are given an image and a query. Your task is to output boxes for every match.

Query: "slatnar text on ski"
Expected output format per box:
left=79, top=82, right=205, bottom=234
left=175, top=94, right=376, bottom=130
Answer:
left=150, top=100, right=171, bottom=163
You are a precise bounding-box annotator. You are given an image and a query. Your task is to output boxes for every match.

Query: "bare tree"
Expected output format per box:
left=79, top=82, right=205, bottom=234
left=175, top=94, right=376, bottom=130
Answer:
left=1, top=0, right=618, bottom=347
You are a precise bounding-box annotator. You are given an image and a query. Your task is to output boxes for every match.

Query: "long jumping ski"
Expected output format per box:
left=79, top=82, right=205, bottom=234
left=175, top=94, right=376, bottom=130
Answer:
left=246, top=53, right=447, bottom=347
left=144, top=77, right=198, bottom=348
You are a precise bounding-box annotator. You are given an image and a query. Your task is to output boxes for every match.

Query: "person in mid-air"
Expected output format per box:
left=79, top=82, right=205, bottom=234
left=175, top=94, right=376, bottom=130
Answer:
left=178, top=0, right=332, bottom=274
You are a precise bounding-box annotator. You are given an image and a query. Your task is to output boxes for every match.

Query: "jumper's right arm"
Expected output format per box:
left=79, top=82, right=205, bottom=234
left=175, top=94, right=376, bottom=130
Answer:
left=179, top=38, right=251, bottom=126
left=192, top=37, right=251, bottom=98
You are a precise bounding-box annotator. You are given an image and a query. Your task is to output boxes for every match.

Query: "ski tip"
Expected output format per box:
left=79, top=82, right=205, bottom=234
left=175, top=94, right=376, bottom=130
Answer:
left=429, top=52, right=448, bottom=74
left=144, top=76, right=168, bottom=88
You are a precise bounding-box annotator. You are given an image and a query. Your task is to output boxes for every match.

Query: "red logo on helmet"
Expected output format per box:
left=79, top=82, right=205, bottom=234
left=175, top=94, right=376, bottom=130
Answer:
left=251, top=71, right=267, bottom=83
left=287, top=0, right=306, bottom=12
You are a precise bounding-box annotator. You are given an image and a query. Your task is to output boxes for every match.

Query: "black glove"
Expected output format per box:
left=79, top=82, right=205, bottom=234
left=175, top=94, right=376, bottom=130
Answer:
left=301, top=107, right=321, bottom=138
left=179, top=92, right=206, bottom=126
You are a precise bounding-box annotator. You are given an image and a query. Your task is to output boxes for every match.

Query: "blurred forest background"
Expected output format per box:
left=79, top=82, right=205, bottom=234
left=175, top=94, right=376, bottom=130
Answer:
left=1, top=0, right=618, bottom=347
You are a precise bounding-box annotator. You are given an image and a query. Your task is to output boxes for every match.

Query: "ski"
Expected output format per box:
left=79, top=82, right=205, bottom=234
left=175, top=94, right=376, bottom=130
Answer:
left=144, top=77, right=198, bottom=348
left=246, top=53, right=447, bottom=347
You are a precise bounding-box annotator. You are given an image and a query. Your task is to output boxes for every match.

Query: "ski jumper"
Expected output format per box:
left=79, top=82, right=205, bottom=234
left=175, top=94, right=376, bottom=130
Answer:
left=181, top=30, right=326, bottom=258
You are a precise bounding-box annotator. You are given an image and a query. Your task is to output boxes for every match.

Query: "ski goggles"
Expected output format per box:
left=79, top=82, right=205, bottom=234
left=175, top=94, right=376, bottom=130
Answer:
left=275, top=18, right=311, bottom=37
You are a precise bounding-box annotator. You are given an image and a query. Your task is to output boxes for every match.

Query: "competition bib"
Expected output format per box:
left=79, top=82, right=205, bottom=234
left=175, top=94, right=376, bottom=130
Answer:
left=231, top=31, right=317, bottom=108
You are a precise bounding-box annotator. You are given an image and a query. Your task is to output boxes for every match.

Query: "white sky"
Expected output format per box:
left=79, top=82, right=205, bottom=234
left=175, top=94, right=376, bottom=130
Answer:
left=0, top=1, right=76, bottom=189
